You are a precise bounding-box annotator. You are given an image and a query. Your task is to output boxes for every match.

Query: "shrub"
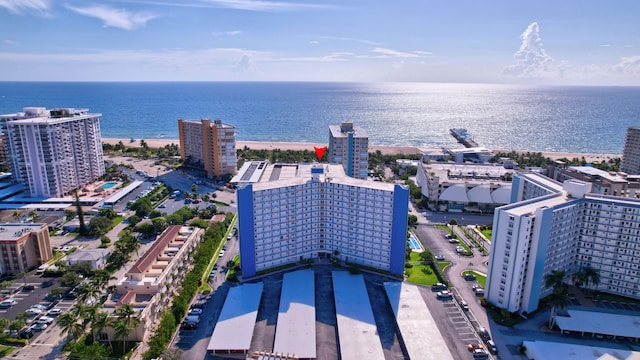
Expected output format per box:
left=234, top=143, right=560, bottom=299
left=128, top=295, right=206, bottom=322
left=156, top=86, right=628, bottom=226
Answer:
left=404, top=263, right=413, bottom=268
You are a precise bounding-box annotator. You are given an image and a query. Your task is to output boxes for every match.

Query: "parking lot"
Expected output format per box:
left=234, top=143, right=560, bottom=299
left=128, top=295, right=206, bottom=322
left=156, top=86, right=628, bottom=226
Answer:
left=593, top=299, right=640, bottom=312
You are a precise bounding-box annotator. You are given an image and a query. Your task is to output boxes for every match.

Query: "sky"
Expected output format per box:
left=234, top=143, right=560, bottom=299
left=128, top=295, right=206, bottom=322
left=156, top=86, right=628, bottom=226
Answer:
left=0, top=0, right=639, bottom=84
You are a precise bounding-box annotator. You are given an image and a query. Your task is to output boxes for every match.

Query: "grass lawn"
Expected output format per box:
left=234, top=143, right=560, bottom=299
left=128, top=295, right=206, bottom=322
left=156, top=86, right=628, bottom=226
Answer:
left=405, top=252, right=439, bottom=286
left=462, top=270, right=487, bottom=288
left=0, top=345, right=15, bottom=357
left=480, top=229, right=492, bottom=240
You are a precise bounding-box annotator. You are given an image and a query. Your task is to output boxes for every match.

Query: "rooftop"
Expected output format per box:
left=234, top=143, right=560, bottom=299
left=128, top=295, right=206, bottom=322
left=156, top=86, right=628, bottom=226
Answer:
left=556, top=309, right=640, bottom=339
left=523, top=340, right=640, bottom=360
left=207, top=282, right=264, bottom=352
left=0, top=223, right=46, bottom=241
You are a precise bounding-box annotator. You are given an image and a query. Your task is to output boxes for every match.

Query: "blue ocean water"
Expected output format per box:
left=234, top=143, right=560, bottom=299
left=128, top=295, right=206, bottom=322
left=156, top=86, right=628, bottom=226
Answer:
left=0, top=82, right=638, bottom=154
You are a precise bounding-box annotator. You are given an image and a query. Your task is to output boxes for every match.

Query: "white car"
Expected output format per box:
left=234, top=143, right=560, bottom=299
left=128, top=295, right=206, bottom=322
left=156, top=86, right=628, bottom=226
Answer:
left=219, top=250, right=225, bottom=257
left=35, top=316, right=55, bottom=324
left=188, top=308, right=203, bottom=316
left=31, top=304, right=48, bottom=310
left=30, top=323, right=48, bottom=331
left=0, top=299, right=17, bottom=308
left=26, top=308, right=43, bottom=316
left=47, top=308, right=63, bottom=316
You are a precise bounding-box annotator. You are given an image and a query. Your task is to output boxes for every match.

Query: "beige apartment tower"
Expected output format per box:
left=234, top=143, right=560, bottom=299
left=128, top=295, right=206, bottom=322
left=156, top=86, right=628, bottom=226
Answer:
left=178, top=119, right=237, bottom=178
left=621, top=126, right=640, bottom=175
left=0, top=224, right=53, bottom=274
left=329, top=122, right=369, bottom=179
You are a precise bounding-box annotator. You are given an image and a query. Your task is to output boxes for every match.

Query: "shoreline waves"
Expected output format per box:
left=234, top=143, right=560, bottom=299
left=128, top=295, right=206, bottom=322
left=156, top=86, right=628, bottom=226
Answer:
left=102, top=138, right=620, bottom=163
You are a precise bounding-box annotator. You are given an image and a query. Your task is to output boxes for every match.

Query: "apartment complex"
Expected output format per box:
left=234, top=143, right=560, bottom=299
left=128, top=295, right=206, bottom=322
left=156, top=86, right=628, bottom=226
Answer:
left=237, top=163, right=409, bottom=277
left=415, top=163, right=512, bottom=212
left=177, top=118, right=237, bottom=178
left=621, top=126, right=640, bottom=175
left=0, top=223, right=52, bottom=274
left=102, top=225, right=202, bottom=342
left=0, top=107, right=104, bottom=197
left=487, top=172, right=640, bottom=314
left=329, top=122, right=369, bottom=179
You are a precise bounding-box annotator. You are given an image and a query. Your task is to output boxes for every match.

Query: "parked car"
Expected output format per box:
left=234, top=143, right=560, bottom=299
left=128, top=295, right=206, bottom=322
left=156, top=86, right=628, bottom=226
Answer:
left=486, top=340, right=498, bottom=354
left=464, top=273, right=477, bottom=281
left=219, top=250, right=225, bottom=257
left=30, top=323, right=48, bottom=331
left=474, top=288, right=485, bottom=296
left=0, top=299, right=17, bottom=308
left=431, top=283, right=447, bottom=291
left=47, top=308, right=63, bottom=316
left=19, top=328, right=34, bottom=339
left=436, top=290, right=453, bottom=299
left=472, top=348, right=489, bottom=359
left=22, top=285, right=35, bottom=291
left=435, top=255, right=445, bottom=261
left=35, top=316, right=55, bottom=325
left=467, top=343, right=484, bottom=351
left=448, top=238, right=460, bottom=243
left=188, top=308, right=203, bottom=316
left=478, top=327, right=491, bottom=341
left=459, top=300, right=469, bottom=311
left=26, top=308, right=43, bottom=316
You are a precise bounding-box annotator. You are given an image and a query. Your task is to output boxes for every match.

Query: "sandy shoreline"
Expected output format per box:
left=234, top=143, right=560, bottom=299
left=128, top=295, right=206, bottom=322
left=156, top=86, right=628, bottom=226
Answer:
left=102, top=138, right=620, bottom=162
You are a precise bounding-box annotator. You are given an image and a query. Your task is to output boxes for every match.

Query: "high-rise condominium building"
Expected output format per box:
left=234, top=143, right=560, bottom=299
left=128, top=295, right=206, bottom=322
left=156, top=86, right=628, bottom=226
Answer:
left=0, top=107, right=104, bottom=198
left=237, top=163, right=409, bottom=277
left=178, top=119, right=237, bottom=178
left=329, top=122, right=369, bottom=179
left=486, top=172, right=640, bottom=314
left=621, top=126, right=640, bottom=175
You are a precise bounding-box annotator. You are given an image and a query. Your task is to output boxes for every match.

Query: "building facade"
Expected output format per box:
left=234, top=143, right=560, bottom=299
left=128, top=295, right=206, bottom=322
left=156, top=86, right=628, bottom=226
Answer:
left=237, top=164, right=409, bottom=278
left=178, top=118, right=237, bottom=178
left=622, top=126, right=640, bottom=175
left=0, top=107, right=104, bottom=197
left=103, top=225, right=202, bottom=342
left=329, top=122, right=369, bottom=179
left=0, top=223, right=53, bottom=274
left=487, top=172, right=640, bottom=314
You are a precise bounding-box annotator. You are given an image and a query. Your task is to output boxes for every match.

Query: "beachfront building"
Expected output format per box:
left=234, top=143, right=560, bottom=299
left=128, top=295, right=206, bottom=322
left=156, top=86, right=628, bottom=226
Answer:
left=0, top=223, right=52, bottom=274
left=237, top=163, right=409, bottom=277
left=0, top=107, right=104, bottom=198
left=415, top=163, right=512, bottom=213
left=622, top=126, right=640, bottom=175
left=329, top=122, right=369, bottom=179
left=177, top=118, right=237, bottom=178
left=549, top=163, right=640, bottom=199
left=486, top=172, right=640, bottom=314
left=102, top=225, right=202, bottom=342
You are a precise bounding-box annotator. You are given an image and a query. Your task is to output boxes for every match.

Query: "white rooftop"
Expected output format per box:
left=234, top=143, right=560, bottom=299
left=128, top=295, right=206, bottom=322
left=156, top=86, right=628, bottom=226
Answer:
left=524, top=340, right=640, bottom=360
left=104, top=181, right=144, bottom=204
left=332, top=271, right=385, bottom=360
left=207, top=282, right=264, bottom=352
left=555, top=309, right=640, bottom=339
left=273, top=269, right=316, bottom=359
left=384, top=282, right=454, bottom=360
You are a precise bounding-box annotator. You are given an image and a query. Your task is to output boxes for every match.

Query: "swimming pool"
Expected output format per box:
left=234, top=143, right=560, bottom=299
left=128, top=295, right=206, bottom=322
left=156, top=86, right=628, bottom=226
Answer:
left=102, top=182, right=117, bottom=189
left=408, top=236, right=423, bottom=251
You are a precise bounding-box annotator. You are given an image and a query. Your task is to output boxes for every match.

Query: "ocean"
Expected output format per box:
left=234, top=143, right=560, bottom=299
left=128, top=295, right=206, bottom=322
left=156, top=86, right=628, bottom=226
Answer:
left=0, top=82, right=638, bottom=154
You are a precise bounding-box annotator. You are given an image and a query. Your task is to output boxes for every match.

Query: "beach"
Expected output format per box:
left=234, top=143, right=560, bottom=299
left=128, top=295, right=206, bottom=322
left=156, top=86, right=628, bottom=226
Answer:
left=102, top=138, right=621, bottom=163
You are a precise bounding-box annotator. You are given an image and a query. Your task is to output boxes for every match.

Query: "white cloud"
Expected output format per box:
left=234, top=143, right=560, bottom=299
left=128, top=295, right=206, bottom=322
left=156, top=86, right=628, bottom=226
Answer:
left=65, top=4, right=157, bottom=30
left=0, top=0, right=50, bottom=15
left=371, top=48, right=420, bottom=58
left=309, top=40, right=319, bottom=45
left=4, top=39, right=15, bottom=45
left=612, top=56, right=640, bottom=75
left=123, top=0, right=333, bottom=12
left=503, top=22, right=556, bottom=78
left=212, top=30, right=243, bottom=37
left=319, top=36, right=379, bottom=45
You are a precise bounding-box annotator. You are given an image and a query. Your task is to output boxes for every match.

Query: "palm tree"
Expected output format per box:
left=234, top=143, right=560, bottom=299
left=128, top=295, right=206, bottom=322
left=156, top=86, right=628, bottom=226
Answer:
left=14, top=271, right=28, bottom=286
left=57, top=313, right=79, bottom=344
left=76, top=282, right=101, bottom=304
left=544, top=269, right=568, bottom=329
left=571, top=268, right=586, bottom=289
left=12, top=210, right=21, bottom=223
left=92, top=269, right=116, bottom=293
left=91, top=311, right=113, bottom=348
left=584, top=265, right=600, bottom=295
left=29, top=210, right=38, bottom=222
left=113, top=319, right=131, bottom=354
left=115, top=303, right=139, bottom=353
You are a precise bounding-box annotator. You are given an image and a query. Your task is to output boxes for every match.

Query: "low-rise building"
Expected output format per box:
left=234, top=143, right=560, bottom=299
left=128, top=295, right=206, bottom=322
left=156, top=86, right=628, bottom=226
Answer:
left=102, top=225, right=203, bottom=342
left=0, top=223, right=52, bottom=274
left=66, top=248, right=110, bottom=270
left=415, top=163, right=512, bottom=212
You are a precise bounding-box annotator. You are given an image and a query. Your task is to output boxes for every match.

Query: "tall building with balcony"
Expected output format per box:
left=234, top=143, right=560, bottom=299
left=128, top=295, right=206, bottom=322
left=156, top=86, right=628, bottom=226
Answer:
left=178, top=118, right=237, bottom=178
left=486, top=172, right=640, bottom=314
left=0, top=107, right=104, bottom=197
left=329, top=122, right=369, bottom=179
left=0, top=223, right=53, bottom=274
left=237, top=163, right=409, bottom=277
left=622, top=126, right=640, bottom=175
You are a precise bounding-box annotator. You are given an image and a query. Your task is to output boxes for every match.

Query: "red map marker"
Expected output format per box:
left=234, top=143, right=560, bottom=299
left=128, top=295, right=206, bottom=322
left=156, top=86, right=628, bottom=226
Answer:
left=314, top=146, right=327, bottom=161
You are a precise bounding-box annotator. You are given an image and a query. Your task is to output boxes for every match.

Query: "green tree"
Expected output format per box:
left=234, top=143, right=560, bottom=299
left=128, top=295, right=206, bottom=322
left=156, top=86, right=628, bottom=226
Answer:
left=58, top=312, right=82, bottom=344
left=152, top=217, right=168, bottom=234
left=9, top=319, right=25, bottom=334
left=584, top=265, right=600, bottom=295
left=0, top=318, right=10, bottom=340
left=72, top=189, right=87, bottom=235
left=408, top=214, right=418, bottom=227
left=76, top=282, right=101, bottom=304
left=92, top=311, right=113, bottom=350
left=89, top=216, right=113, bottom=235
left=544, top=269, right=568, bottom=329
left=60, top=271, right=82, bottom=288
left=98, top=208, right=117, bottom=219
left=137, top=222, right=156, bottom=238
left=15, top=271, right=28, bottom=286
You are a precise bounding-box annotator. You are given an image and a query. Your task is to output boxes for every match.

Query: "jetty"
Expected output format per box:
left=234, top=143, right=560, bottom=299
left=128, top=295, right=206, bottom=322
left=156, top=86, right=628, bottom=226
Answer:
left=450, top=128, right=478, bottom=148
